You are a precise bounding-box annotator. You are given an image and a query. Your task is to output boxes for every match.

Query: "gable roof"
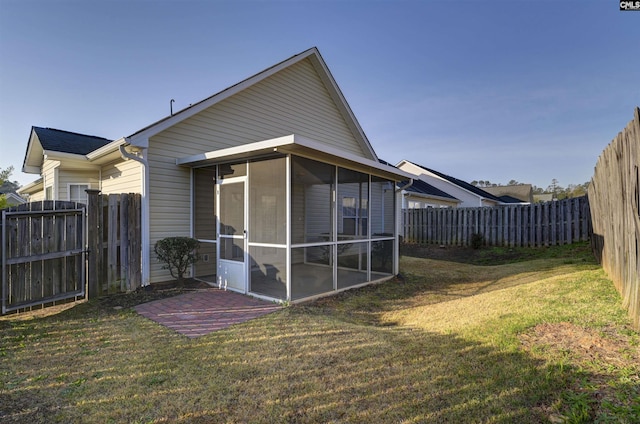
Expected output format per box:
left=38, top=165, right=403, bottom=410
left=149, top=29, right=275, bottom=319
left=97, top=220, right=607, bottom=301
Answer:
left=406, top=161, right=503, bottom=202
left=126, top=47, right=378, bottom=160
left=32, top=127, right=112, bottom=154
left=2, top=192, right=26, bottom=205
left=401, top=178, right=459, bottom=201
left=22, top=127, right=112, bottom=173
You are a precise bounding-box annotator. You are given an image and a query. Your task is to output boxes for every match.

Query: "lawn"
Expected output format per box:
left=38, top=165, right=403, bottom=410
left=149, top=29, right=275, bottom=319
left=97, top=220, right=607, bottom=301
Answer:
left=1, top=243, right=638, bottom=423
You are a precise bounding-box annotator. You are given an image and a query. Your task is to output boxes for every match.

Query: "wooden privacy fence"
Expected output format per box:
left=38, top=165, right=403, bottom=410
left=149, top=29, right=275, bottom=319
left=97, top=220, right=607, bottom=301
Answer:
left=86, top=191, right=142, bottom=296
left=588, top=107, right=640, bottom=331
left=402, top=196, right=591, bottom=247
left=1, top=201, right=85, bottom=313
left=1, top=192, right=142, bottom=314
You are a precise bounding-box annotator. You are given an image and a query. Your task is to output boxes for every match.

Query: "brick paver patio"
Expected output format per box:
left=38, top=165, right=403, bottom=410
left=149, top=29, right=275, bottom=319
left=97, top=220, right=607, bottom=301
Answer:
left=134, top=289, right=281, bottom=338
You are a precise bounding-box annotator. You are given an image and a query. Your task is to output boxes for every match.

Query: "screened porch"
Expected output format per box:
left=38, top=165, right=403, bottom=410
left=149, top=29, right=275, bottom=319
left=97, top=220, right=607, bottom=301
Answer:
left=184, top=136, right=404, bottom=303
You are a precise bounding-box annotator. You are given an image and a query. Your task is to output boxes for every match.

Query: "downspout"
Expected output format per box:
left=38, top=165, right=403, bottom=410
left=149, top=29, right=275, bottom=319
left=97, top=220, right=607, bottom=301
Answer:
left=119, top=144, right=150, bottom=287
left=396, top=179, right=414, bottom=210
left=396, top=179, right=414, bottom=193
left=394, top=179, right=413, bottom=275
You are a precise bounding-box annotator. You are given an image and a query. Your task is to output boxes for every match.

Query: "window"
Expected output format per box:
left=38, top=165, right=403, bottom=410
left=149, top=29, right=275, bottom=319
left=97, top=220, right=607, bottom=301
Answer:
left=338, top=168, right=368, bottom=240
left=69, top=184, right=89, bottom=204
left=45, top=186, right=53, bottom=200
left=342, top=197, right=356, bottom=234
left=342, top=196, right=367, bottom=236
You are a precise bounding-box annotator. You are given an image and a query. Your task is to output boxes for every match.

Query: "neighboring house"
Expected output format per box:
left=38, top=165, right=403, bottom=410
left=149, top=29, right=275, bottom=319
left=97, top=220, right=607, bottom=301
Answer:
left=19, top=127, right=115, bottom=203
left=483, top=184, right=533, bottom=204
left=494, top=194, right=529, bottom=204
left=18, top=47, right=413, bottom=303
left=534, top=193, right=554, bottom=203
left=0, top=191, right=26, bottom=206
left=396, top=160, right=509, bottom=208
left=399, top=178, right=460, bottom=209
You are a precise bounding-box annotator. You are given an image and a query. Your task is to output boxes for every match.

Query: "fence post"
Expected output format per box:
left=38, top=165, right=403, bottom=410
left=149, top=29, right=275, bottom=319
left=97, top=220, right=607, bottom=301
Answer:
left=86, top=189, right=101, bottom=299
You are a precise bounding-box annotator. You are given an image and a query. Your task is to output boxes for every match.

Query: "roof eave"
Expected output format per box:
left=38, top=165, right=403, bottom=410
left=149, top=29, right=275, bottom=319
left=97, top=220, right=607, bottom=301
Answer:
left=177, top=134, right=412, bottom=181
left=22, top=127, right=43, bottom=174
left=17, top=178, right=43, bottom=195
left=42, top=150, right=100, bottom=170
left=86, top=138, right=127, bottom=161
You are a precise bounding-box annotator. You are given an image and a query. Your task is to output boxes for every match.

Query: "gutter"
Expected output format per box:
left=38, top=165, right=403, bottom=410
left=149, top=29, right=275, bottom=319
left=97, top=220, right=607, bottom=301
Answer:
left=87, top=138, right=127, bottom=161
left=17, top=178, right=44, bottom=195
left=396, top=179, right=414, bottom=192
left=119, top=143, right=151, bottom=287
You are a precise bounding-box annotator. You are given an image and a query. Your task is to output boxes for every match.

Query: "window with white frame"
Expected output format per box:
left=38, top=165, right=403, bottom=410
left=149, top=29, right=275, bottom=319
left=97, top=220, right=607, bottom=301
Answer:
left=45, top=186, right=53, bottom=200
left=342, top=196, right=368, bottom=236
left=69, top=184, right=89, bottom=204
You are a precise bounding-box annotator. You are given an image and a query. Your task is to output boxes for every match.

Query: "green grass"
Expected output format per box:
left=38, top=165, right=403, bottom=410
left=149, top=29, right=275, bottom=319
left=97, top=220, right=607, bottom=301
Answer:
left=1, top=242, right=638, bottom=423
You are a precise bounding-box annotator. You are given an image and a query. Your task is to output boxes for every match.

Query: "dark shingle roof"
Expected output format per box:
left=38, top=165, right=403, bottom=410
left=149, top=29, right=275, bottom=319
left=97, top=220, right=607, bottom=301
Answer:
left=33, top=127, right=112, bottom=155
left=497, top=195, right=525, bottom=204
left=408, top=161, right=503, bottom=202
left=400, top=179, right=459, bottom=201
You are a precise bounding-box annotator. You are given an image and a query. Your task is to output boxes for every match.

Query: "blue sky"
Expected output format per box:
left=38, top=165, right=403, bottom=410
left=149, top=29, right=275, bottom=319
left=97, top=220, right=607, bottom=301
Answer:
left=1, top=0, right=638, bottom=189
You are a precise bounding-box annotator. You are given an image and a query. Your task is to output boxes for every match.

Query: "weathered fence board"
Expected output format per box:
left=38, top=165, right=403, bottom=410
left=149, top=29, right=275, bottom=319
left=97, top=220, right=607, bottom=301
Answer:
left=86, top=191, right=142, bottom=296
left=1, top=201, right=85, bottom=313
left=402, top=196, right=591, bottom=248
left=588, top=107, right=640, bottom=331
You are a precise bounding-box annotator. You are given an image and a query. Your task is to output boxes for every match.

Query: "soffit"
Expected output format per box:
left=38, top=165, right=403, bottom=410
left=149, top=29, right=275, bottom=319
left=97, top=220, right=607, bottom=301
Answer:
left=177, top=134, right=412, bottom=182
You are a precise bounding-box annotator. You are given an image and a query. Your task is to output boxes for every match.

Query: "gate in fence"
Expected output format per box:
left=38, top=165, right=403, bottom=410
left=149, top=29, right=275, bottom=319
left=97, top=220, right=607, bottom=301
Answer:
left=1, top=201, right=86, bottom=313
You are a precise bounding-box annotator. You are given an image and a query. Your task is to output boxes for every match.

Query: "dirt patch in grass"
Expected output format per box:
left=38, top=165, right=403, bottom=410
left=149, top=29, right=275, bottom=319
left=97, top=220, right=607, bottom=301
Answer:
left=520, top=322, right=640, bottom=422
left=520, top=322, right=640, bottom=368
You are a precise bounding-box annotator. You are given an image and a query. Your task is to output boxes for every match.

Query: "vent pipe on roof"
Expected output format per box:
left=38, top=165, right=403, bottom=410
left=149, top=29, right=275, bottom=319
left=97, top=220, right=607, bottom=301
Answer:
left=170, top=99, right=175, bottom=116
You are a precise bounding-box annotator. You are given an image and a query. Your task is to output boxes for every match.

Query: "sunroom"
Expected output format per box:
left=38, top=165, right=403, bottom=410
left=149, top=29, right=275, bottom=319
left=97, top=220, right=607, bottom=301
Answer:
left=180, top=134, right=411, bottom=303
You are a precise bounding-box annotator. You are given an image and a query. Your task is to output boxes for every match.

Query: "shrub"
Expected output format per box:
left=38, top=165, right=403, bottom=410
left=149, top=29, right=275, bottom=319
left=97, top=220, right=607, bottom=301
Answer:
left=154, top=237, right=200, bottom=286
left=471, top=233, right=484, bottom=249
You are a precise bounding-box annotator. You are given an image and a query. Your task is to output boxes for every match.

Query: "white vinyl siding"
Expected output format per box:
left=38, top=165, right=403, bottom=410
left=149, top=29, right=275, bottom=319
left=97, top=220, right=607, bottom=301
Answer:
left=57, top=170, right=99, bottom=202
left=305, top=184, right=332, bottom=239
left=100, top=158, right=142, bottom=194
left=30, top=190, right=45, bottom=202
left=147, top=150, right=192, bottom=281
left=398, top=162, right=490, bottom=208
left=151, top=59, right=366, bottom=158
left=146, top=58, right=372, bottom=282
left=403, top=195, right=459, bottom=209
left=42, top=159, right=59, bottom=200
